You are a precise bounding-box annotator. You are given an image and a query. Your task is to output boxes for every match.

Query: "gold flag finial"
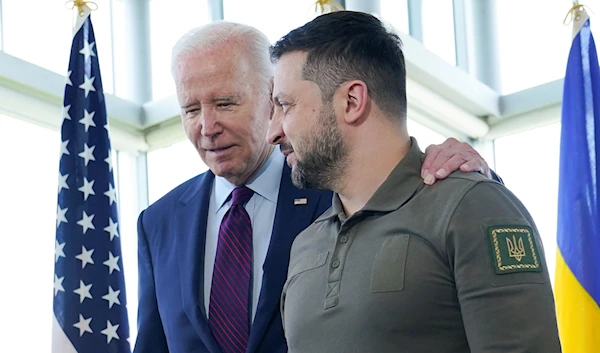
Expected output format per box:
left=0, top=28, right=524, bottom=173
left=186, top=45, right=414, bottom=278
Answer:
left=314, top=0, right=344, bottom=14
left=563, top=1, right=594, bottom=26
left=65, top=0, right=98, bottom=17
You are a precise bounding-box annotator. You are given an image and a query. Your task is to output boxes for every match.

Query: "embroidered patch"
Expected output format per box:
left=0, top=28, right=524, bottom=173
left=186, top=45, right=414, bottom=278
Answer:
left=487, top=225, right=542, bottom=274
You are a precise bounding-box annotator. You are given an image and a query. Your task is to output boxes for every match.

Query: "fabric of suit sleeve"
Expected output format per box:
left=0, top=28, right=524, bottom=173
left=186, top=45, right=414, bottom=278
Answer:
left=490, top=169, right=504, bottom=185
left=446, top=182, right=561, bottom=353
left=133, top=210, right=170, bottom=353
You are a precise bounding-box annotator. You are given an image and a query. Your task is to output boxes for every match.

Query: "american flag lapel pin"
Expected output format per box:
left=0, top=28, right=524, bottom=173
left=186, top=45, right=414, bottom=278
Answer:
left=294, top=198, right=308, bottom=205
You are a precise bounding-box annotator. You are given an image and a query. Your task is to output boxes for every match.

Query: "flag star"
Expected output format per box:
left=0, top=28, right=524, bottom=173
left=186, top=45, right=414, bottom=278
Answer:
left=77, top=211, right=95, bottom=234
left=73, top=314, right=93, bottom=337
left=73, top=280, right=93, bottom=303
left=56, top=206, right=68, bottom=228
left=102, top=286, right=121, bottom=308
left=104, top=218, right=119, bottom=241
left=101, top=320, right=120, bottom=343
left=104, top=252, right=121, bottom=274
left=78, top=177, right=96, bottom=201
left=75, top=246, right=95, bottom=269
left=60, top=140, right=70, bottom=157
left=78, top=143, right=96, bottom=166
left=104, top=183, right=117, bottom=205
left=66, top=70, right=73, bottom=86
left=55, top=240, right=66, bottom=263
left=79, top=109, right=96, bottom=132
left=79, top=40, right=96, bottom=61
left=58, top=172, right=69, bottom=193
left=79, top=75, right=96, bottom=97
left=104, top=153, right=113, bottom=172
left=62, top=104, right=71, bottom=121
left=54, top=274, right=65, bottom=296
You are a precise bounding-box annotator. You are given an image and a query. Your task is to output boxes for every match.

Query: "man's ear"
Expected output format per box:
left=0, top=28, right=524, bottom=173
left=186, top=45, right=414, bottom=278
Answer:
left=339, top=80, right=368, bottom=125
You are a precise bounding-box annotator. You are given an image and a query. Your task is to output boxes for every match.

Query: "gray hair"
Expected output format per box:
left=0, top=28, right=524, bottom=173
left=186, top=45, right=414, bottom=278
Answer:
left=171, top=21, right=274, bottom=96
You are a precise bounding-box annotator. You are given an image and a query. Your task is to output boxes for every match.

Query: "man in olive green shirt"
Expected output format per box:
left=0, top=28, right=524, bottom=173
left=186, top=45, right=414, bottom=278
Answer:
left=266, top=10, right=561, bottom=353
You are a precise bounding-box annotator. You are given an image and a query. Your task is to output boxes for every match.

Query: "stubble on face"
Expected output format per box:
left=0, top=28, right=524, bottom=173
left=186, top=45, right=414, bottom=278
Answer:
left=287, top=103, right=348, bottom=190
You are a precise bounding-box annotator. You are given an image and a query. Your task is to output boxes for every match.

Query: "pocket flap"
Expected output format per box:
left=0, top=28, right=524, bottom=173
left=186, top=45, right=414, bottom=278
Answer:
left=288, top=251, right=329, bottom=278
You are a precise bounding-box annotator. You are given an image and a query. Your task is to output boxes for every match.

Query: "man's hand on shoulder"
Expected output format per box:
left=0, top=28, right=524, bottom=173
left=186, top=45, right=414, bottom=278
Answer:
left=422, top=137, right=492, bottom=185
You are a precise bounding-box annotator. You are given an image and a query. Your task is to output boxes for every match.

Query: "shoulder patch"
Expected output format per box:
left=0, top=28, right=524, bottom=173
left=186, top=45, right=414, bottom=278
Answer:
left=487, top=225, right=542, bottom=274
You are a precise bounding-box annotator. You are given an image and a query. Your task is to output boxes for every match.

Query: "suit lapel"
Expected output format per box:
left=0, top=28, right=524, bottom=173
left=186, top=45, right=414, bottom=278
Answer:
left=247, top=165, right=324, bottom=353
left=176, top=172, right=222, bottom=353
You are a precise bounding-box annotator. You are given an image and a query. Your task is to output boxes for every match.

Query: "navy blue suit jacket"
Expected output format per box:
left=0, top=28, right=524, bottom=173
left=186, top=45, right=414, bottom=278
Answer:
left=134, top=164, right=332, bottom=353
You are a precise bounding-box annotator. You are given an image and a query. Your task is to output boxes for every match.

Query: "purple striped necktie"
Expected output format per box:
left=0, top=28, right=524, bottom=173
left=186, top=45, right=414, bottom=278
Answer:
left=209, top=186, right=254, bottom=353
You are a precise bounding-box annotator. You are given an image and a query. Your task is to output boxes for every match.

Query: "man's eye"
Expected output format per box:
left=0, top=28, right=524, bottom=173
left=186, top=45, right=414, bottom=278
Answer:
left=217, top=102, right=234, bottom=108
left=185, top=108, right=200, bottom=116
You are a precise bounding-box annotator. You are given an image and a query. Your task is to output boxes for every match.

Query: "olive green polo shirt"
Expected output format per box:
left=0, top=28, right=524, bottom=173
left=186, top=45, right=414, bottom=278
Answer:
left=281, top=137, right=561, bottom=353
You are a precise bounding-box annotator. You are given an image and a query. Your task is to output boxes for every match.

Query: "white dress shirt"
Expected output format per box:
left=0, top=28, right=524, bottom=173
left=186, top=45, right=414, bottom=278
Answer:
left=204, top=148, right=284, bottom=322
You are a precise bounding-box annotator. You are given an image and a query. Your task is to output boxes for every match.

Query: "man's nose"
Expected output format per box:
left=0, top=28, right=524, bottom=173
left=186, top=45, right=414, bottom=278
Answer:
left=267, top=112, right=285, bottom=145
left=200, top=109, right=222, bottom=137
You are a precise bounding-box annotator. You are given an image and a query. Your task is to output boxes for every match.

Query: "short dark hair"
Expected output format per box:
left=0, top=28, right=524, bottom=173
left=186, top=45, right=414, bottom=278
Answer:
left=270, top=11, right=407, bottom=120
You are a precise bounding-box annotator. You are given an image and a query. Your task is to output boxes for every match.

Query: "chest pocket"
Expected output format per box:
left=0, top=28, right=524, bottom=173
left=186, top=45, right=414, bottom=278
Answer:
left=288, top=251, right=329, bottom=279
left=371, top=234, right=410, bottom=292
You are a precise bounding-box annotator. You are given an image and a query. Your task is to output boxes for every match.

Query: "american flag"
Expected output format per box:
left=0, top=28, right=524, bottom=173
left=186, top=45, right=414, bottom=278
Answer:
left=52, top=8, right=131, bottom=353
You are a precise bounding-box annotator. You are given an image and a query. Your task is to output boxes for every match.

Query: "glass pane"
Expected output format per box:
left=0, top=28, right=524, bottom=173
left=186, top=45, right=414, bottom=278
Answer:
left=2, top=0, right=115, bottom=93
left=494, top=123, right=561, bottom=286
left=495, top=0, right=587, bottom=94
left=223, top=0, right=318, bottom=44
left=148, top=0, right=211, bottom=100
left=379, top=0, right=410, bottom=35
left=0, top=114, right=59, bottom=352
left=147, top=140, right=209, bottom=204
left=422, top=0, right=456, bottom=65
left=408, top=118, right=447, bottom=150
left=113, top=150, right=141, bottom=346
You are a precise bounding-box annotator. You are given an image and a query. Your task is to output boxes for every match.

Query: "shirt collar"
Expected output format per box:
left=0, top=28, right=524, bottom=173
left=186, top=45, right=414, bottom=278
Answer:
left=318, top=137, right=425, bottom=222
left=214, top=147, right=284, bottom=213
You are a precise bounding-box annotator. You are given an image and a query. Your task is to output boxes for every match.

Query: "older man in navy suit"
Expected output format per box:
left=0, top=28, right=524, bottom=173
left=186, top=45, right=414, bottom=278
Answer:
left=133, top=21, right=498, bottom=353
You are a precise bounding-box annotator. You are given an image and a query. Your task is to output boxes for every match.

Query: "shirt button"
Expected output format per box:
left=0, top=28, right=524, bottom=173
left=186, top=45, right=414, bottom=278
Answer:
left=340, top=236, right=349, bottom=244
left=332, top=259, right=341, bottom=268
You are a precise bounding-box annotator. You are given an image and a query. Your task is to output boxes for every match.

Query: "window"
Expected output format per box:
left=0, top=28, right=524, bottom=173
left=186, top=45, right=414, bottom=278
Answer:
left=0, top=114, right=58, bottom=351
left=494, top=123, right=561, bottom=285
left=113, top=150, right=142, bottom=345
left=495, top=0, right=590, bottom=94
left=422, top=0, right=456, bottom=65
left=148, top=0, right=211, bottom=100
left=379, top=0, right=410, bottom=35
left=147, top=140, right=209, bottom=205
left=0, top=112, right=143, bottom=351
left=223, top=0, right=318, bottom=44
left=2, top=0, right=115, bottom=93
left=408, top=118, right=447, bottom=149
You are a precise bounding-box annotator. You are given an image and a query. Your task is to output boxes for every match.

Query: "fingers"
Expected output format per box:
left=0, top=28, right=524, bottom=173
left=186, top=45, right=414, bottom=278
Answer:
left=422, top=137, right=460, bottom=179
left=422, top=139, right=491, bottom=185
left=425, top=144, right=471, bottom=182
left=460, top=160, right=492, bottom=179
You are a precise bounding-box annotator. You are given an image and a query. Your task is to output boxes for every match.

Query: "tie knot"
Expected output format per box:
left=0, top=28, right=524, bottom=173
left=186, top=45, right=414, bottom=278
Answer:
left=231, top=186, right=254, bottom=207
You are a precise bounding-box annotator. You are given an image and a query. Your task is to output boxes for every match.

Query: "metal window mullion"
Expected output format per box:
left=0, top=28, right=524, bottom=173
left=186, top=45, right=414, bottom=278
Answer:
left=407, top=0, right=423, bottom=42
left=453, top=0, right=469, bottom=71
left=209, top=0, right=224, bottom=21
left=0, top=0, right=5, bottom=51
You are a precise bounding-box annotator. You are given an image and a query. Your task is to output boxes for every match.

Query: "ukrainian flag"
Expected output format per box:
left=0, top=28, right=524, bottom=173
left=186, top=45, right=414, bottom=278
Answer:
left=556, top=5, right=600, bottom=352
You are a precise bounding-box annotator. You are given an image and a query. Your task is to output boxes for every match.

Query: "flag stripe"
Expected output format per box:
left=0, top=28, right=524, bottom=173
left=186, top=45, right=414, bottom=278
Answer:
left=555, top=250, right=600, bottom=352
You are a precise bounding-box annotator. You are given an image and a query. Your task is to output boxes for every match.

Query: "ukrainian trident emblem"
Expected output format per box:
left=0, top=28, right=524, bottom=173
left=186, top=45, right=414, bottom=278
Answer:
left=506, top=235, right=526, bottom=262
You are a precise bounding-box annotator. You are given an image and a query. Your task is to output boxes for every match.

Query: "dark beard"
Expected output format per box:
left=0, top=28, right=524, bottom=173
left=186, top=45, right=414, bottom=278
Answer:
left=290, top=104, right=348, bottom=190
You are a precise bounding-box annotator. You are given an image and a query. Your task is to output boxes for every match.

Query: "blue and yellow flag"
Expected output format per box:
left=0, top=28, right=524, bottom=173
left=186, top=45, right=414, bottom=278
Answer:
left=555, top=5, right=600, bottom=352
